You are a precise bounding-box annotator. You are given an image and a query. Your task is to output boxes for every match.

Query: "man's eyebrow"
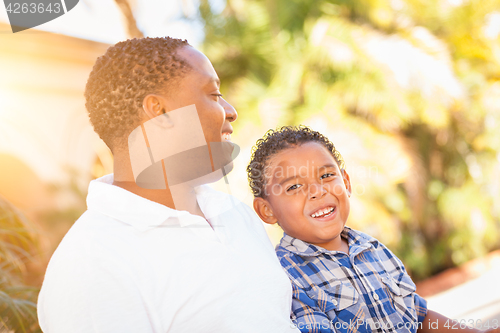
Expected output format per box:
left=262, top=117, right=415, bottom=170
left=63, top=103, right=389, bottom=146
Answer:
left=204, top=76, right=220, bottom=88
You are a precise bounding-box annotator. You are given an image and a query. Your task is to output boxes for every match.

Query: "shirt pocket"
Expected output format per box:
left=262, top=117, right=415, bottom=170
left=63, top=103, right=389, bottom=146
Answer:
left=381, top=272, right=416, bottom=297
left=381, top=272, right=418, bottom=322
left=307, top=281, right=359, bottom=313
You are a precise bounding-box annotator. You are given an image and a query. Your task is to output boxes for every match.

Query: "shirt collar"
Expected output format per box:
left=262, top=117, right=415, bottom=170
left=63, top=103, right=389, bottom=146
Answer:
left=279, top=226, right=377, bottom=257
left=86, top=174, right=231, bottom=232
left=194, top=184, right=234, bottom=220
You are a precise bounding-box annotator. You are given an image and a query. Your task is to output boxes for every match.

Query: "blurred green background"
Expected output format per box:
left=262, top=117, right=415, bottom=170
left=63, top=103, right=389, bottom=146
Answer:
left=197, top=0, right=500, bottom=281
left=1, top=0, right=500, bottom=331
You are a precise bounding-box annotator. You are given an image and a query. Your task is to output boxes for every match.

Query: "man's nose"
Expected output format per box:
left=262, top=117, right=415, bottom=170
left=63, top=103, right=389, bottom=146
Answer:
left=308, top=183, right=327, bottom=200
left=221, top=97, right=238, bottom=122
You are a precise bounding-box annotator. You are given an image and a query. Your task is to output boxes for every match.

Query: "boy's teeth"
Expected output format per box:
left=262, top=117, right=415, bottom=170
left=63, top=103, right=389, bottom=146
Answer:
left=311, top=207, right=334, bottom=218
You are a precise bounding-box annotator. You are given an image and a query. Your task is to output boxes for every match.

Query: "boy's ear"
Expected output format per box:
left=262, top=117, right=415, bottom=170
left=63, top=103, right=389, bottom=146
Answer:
left=253, top=197, right=278, bottom=225
left=341, top=169, right=352, bottom=197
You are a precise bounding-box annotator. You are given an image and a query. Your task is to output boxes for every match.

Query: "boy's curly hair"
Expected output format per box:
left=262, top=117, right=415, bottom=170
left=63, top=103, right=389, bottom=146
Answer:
left=247, top=125, right=345, bottom=198
left=84, top=37, right=190, bottom=151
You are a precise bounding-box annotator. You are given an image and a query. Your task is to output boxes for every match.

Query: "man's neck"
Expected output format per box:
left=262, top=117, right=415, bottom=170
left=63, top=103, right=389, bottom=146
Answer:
left=112, top=179, right=173, bottom=206
left=112, top=151, right=206, bottom=219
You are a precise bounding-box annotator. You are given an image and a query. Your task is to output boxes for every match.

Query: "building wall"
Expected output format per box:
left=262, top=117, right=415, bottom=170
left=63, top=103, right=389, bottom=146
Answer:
left=0, top=22, right=111, bottom=212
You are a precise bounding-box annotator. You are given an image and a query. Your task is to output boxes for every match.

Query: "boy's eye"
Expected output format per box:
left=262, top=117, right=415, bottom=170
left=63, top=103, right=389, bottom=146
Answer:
left=320, top=173, right=335, bottom=180
left=286, top=184, right=301, bottom=192
left=212, top=93, right=223, bottom=100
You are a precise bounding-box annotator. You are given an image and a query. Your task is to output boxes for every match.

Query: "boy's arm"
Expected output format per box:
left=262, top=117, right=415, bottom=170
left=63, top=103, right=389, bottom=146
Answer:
left=418, top=310, right=500, bottom=333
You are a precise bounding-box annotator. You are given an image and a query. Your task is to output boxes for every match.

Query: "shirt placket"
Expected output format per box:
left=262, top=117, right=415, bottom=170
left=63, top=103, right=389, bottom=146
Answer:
left=350, top=247, right=397, bottom=332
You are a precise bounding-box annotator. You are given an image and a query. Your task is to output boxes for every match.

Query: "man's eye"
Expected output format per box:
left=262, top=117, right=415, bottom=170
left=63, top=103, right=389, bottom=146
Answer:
left=320, top=173, right=335, bottom=180
left=286, top=184, right=301, bottom=192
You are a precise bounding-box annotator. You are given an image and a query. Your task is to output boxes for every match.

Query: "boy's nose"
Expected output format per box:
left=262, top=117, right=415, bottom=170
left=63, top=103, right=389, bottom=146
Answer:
left=308, top=183, right=327, bottom=200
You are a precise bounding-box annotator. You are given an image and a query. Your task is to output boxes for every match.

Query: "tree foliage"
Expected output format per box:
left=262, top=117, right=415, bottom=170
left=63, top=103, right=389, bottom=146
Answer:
left=0, top=196, right=41, bottom=332
left=197, top=0, right=500, bottom=280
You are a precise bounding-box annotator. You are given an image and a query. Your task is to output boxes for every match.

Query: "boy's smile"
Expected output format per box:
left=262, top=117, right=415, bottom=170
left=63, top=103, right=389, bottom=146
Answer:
left=254, top=142, right=351, bottom=252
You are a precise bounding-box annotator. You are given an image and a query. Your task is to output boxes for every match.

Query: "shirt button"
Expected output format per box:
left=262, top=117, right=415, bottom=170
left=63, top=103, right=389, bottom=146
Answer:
left=373, top=293, right=379, bottom=301
left=332, top=299, right=338, bottom=306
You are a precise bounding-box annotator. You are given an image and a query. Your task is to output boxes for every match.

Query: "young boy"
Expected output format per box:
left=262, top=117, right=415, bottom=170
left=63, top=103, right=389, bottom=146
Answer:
left=247, top=126, right=497, bottom=333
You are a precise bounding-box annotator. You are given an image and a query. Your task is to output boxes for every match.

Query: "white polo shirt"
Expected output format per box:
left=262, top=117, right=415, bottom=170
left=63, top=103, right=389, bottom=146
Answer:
left=38, top=174, right=299, bottom=333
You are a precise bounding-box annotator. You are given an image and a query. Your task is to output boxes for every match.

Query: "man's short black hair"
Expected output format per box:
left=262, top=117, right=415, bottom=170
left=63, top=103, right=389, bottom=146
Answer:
left=84, top=37, right=190, bottom=150
left=247, top=125, right=345, bottom=198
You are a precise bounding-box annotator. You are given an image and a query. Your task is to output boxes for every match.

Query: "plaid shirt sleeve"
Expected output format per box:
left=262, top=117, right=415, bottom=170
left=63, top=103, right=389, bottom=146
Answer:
left=414, top=294, right=427, bottom=324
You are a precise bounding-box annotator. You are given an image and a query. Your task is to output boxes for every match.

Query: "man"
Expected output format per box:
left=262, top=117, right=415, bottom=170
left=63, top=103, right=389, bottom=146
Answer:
left=37, top=37, right=299, bottom=333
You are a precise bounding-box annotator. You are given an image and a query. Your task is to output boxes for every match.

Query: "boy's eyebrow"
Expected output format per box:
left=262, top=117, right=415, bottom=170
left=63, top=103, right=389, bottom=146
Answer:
left=318, top=164, right=338, bottom=170
left=277, top=164, right=337, bottom=185
left=279, top=175, right=299, bottom=186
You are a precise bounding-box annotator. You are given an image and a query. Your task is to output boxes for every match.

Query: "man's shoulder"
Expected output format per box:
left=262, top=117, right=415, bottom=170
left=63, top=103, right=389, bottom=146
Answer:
left=66, top=208, right=134, bottom=238
left=48, top=210, right=130, bottom=264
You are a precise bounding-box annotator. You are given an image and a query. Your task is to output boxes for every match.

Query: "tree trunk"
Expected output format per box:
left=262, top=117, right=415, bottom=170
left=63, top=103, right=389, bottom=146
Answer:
left=114, top=0, right=144, bottom=38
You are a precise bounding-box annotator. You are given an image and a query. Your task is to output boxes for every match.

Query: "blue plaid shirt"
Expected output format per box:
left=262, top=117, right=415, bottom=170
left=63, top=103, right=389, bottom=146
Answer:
left=276, top=227, right=427, bottom=333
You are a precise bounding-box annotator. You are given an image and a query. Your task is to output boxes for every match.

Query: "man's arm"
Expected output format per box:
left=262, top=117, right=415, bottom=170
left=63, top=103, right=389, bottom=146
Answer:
left=418, top=310, right=500, bottom=333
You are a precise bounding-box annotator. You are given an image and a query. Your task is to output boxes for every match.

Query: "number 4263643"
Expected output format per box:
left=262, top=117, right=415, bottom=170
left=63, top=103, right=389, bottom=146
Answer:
left=5, top=3, right=62, bottom=14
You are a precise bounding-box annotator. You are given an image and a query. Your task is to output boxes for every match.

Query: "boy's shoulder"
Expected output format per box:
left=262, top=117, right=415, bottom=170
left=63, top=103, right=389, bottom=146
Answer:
left=276, top=227, right=414, bottom=292
left=276, top=227, right=405, bottom=272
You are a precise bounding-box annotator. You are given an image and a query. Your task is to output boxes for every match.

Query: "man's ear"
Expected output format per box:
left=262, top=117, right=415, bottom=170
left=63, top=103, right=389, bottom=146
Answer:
left=253, top=197, right=278, bottom=225
left=142, top=94, right=166, bottom=119
left=341, top=169, right=352, bottom=197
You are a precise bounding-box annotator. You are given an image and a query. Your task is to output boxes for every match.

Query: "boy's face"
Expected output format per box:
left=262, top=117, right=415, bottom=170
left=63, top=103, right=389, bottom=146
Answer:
left=253, top=142, right=351, bottom=251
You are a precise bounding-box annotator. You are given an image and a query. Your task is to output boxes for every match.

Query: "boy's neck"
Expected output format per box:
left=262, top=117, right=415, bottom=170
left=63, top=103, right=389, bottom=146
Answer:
left=313, top=235, right=349, bottom=254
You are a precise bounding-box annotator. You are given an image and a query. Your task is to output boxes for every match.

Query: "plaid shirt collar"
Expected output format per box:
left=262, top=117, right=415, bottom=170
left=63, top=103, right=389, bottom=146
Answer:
left=279, top=226, right=378, bottom=257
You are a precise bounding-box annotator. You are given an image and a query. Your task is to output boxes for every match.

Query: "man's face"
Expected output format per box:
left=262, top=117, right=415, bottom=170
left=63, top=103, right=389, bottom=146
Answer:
left=165, top=46, right=237, bottom=146
left=262, top=142, right=351, bottom=251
